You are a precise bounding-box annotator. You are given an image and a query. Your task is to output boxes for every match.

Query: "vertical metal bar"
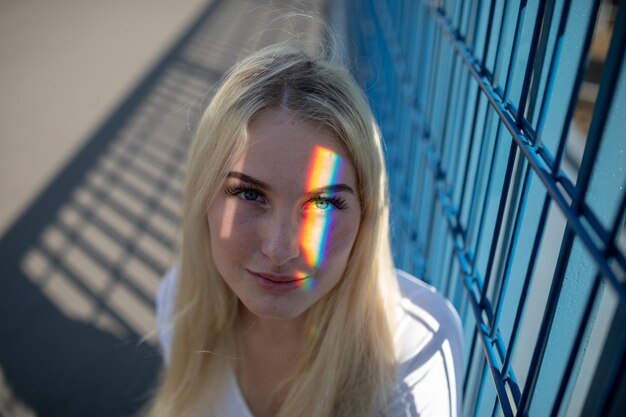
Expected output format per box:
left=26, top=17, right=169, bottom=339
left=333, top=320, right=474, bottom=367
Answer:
left=467, top=0, right=484, bottom=57
left=472, top=341, right=491, bottom=416
left=525, top=0, right=557, bottom=127
left=491, top=0, right=511, bottom=89
left=480, top=0, right=499, bottom=72
left=502, top=194, right=550, bottom=376
left=516, top=227, right=575, bottom=416
left=456, top=78, right=482, bottom=216
left=534, top=0, right=574, bottom=147
left=515, top=0, right=547, bottom=127
left=574, top=0, right=626, bottom=209
left=609, top=189, right=626, bottom=250
left=480, top=139, right=518, bottom=306
left=582, top=113, right=626, bottom=417
left=503, top=0, right=528, bottom=102
left=466, top=106, right=501, bottom=256
left=442, top=56, right=462, bottom=173
left=551, top=0, right=601, bottom=175
left=580, top=297, right=626, bottom=417
left=548, top=272, right=603, bottom=417
left=410, top=0, right=426, bottom=95
left=424, top=16, right=445, bottom=136
left=454, top=0, right=465, bottom=28
left=460, top=0, right=475, bottom=41
left=413, top=2, right=428, bottom=114
left=420, top=19, right=446, bottom=274
left=464, top=290, right=481, bottom=392
left=599, top=343, right=626, bottom=417
left=449, top=68, right=473, bottom=205
left=489, top=159, right=530, bottom=338
left=437, top=48, right=460, bottom=171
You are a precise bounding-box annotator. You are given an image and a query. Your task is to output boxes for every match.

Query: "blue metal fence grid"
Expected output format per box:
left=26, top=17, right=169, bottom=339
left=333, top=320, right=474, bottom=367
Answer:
left=348, top=0, right=626, bottom=416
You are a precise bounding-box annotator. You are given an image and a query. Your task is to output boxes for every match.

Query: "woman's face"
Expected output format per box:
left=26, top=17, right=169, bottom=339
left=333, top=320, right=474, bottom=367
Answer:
left=207, top=107, right=361, bottom=321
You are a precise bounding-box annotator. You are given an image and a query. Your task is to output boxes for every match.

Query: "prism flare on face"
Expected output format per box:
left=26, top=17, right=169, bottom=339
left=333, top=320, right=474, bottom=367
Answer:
left=299, top=146, right=343, bottom=272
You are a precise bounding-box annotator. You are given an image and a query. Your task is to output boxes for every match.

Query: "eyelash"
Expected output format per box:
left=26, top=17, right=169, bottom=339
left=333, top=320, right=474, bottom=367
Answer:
left=224, top=185, right=348, bottom=210
left=310, top=194, right=347, bottom=210
left=225, top=185, right=267, bottom=204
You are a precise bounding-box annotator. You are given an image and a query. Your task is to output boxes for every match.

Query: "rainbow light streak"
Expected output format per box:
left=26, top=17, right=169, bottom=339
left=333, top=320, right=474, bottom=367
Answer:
left=299, top=146, right=342, bottom=278
left=295, top=274, right=318, bottom=292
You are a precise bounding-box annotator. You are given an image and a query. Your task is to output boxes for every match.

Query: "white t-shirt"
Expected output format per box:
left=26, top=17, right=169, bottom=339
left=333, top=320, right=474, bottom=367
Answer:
left=156, top=268, right=463, bottom=417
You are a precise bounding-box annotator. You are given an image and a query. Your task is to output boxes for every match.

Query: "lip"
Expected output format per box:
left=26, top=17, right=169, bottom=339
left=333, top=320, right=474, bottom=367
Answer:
left=247, top=269, right=310, bottom=293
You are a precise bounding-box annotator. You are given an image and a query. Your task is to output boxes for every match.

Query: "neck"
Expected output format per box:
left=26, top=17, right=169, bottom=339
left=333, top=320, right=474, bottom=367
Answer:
left=237, top=305, right=307, bottom=355
left=234, top=306, right=308, bottom=416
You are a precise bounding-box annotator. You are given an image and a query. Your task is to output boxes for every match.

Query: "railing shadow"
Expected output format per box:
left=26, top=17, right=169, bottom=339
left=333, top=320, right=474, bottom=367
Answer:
left=0, top=0, right=329, bottom=415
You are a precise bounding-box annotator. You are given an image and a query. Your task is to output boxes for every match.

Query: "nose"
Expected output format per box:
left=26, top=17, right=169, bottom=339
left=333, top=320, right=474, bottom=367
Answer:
left=261, top=211, right=300, bottom=266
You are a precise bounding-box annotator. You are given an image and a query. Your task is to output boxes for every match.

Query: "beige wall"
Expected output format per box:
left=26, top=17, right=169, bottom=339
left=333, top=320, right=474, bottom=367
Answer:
left=0, top=0, right=211, bottom=236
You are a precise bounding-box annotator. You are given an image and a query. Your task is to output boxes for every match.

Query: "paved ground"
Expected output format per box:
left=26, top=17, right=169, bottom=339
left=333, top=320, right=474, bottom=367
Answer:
left=0, top=0, right=209, bottom=237
left=0, top=1, right=326, bottom=415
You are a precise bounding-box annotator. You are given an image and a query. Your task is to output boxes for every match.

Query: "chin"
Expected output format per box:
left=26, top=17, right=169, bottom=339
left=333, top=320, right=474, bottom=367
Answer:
left=245, top=301, right=309, bottom=321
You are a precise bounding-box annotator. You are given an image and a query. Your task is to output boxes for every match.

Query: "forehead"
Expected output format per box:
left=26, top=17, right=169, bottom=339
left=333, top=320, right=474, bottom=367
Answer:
left=230, top=108, right=357, bottom=190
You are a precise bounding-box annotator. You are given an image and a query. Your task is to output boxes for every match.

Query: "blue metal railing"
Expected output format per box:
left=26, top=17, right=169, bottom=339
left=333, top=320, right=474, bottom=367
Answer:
left=347, top=0, right=626, bottom=415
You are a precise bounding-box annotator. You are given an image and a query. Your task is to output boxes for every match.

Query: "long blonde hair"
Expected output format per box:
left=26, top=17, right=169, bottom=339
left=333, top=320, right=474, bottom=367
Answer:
left=150, top=43, right=400, bottom=417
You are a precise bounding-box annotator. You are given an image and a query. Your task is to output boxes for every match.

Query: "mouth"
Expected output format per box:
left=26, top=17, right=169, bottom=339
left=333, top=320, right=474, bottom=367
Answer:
left=247, top=270, right=309, bottom=283
left=246, top=269, right=313, bottom=292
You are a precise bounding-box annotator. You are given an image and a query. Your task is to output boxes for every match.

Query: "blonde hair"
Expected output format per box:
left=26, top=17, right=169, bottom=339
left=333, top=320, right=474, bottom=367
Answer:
left=150, top=43, right=400, bottom=417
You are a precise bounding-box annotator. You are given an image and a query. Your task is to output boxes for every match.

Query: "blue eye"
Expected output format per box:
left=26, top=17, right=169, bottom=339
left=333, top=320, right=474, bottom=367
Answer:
left=309, top=195, right=347, bottom=211
left=225, top=186, right=266, bottom=204
left=242, top=190, right=260, bottom=201
left=314, top=199, right=330, bottom=210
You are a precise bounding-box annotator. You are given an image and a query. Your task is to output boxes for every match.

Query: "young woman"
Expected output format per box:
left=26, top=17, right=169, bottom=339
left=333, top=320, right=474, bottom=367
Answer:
left=151, top=43, right=463, bottom=417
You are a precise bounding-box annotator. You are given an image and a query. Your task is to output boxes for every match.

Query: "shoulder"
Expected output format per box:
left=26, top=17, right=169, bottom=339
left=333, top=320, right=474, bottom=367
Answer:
left=394, top=269, right=463, bottom=360
left=389, top=269, right=464, bottom=417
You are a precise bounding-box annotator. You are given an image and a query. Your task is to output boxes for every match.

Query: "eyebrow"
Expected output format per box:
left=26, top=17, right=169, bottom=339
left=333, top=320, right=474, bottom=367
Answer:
left=227, top=171, right=355, bottom=195
left=309, top=184, right=355, bottom=195
left=227, top=172, right=269, bottom=190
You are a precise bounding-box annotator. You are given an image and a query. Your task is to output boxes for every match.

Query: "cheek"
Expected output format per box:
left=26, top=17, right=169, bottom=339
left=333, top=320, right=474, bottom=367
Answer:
left=207, top=200, right=259, bottom=262
left=318, top=215, right=360, bottom=267
left=210, top=199, right=241, bottom=240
